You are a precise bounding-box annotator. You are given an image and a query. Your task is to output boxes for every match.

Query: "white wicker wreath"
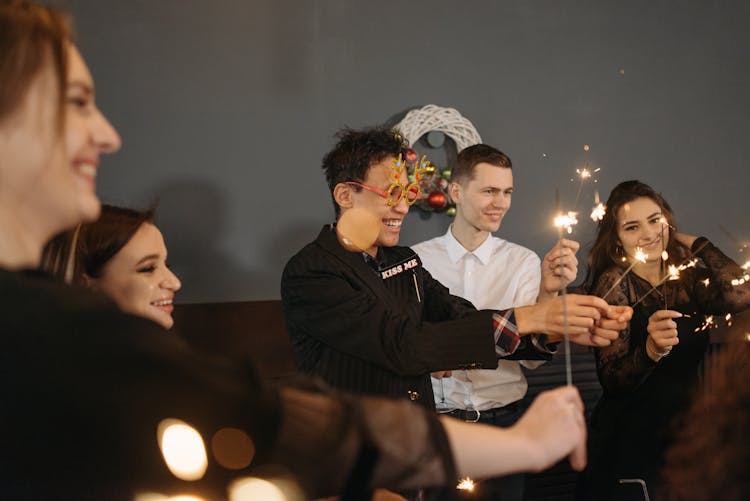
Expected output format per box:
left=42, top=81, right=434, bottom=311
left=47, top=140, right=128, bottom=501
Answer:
left=394, top=104, right=482, bottom=151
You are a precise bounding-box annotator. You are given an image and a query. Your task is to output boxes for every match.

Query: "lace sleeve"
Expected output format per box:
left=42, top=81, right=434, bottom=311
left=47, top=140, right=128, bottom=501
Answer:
left=691, top=238, right=750, bottom=314
left=592, top=268, right=656, bottom=395
left=272, top=384, right=453, bottom=497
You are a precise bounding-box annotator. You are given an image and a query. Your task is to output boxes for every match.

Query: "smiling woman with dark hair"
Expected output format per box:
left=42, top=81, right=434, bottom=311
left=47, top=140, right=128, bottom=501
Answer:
left=42, top=204, right=182, bottom=329
left=577, top=180, right=750, bottom=500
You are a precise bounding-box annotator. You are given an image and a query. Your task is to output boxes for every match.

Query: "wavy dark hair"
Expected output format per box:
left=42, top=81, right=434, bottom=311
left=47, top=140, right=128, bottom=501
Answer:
left=41, top=204, right=155, bottom=285
left=321, top=126, right=408, bottom=217
left=582, top=180, right=686, bottom=293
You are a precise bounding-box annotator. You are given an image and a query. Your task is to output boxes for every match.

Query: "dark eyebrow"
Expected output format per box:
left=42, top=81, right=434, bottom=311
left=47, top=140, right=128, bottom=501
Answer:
left=621, top=211, right=662, bottom=227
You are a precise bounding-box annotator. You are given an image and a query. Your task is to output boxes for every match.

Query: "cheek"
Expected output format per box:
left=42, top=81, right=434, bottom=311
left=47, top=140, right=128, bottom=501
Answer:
left=103, top=277, right=153, bottom=314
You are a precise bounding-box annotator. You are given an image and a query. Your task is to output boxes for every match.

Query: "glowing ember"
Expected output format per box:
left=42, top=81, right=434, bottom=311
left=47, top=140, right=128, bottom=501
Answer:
left=667, top=265, right=680, bottom=280
left=457, top=477, right=476, bottom=491
left=661, top=250, right=669, bottom=261
left=583, top=144, right=590, bottom=152
left=701, top=278, right=710, bottom=287
left=577, top=167, right=591, bottom=179
left=590, top=203, right=606, bottom=221
left=554, top=211, right=578, bottom=234
left=634, top=248, right=648, bottom=263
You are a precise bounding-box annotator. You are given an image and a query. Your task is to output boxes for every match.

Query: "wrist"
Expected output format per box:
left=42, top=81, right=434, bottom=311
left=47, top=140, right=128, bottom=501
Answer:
left=514, top=306, right=536, bottom=335
left=646, top=336, right=668, bottom=362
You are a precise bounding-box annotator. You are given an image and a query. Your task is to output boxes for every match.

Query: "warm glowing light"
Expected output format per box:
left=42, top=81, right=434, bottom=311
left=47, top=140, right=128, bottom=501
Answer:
left=695, top=315, right=715, bottom=333
left=634, top=248, right=648, bottom=263
left=133, top=494, right=206, bottom=501
left=590, top=203, right=606, bottom=221
left=742, top=261, right=750, bottom=270
left=667, top=265, right=680, bottom=280
left=157, top=419, right=208, bottom=481
left=661, top=250, right=669, bottom=261
left=577, top=167, right=591, bottom=179
left=228, top=478, right=288, bottom=501
left=211, top=428, right=256, bottom=470
left=701, top=278, right=710, bottom=287
left=745, top=332, right=750, bottom=342
left=554, top=211, right=578, bottom=234
left=457, top=477, right=476, bottom=491
left=583, top=144, right=590, bottom=152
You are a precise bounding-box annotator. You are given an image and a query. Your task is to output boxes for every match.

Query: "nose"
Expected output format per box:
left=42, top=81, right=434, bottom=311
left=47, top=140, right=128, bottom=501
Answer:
left=162, top=268, right=182, bottom=292
left=493, top=192, right=510, bottom=210
left=93, top=109, right=122, bottom=154
left=391, top=195, right=409, bottom=214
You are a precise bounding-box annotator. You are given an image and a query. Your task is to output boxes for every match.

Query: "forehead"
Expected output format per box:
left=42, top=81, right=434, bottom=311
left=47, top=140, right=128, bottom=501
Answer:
left=116, top=223, right=167, bottom=260
left=67, top=45, right=94, bottom=88
left=363, top=155, right=406, bottom=185
left=466, top=163, right=513, bottom=187
left=617, top=197, right=662, bottom=222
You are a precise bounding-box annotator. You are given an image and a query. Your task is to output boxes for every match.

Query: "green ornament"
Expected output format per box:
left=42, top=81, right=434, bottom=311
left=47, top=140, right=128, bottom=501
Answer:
left=446, top=206, right=456, bottom=217
left=441, top=169, right=452, bottom=180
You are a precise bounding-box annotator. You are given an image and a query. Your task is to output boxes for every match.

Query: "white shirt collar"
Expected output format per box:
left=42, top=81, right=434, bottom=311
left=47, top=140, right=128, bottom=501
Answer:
left=445, top=225, right=494, bottom=265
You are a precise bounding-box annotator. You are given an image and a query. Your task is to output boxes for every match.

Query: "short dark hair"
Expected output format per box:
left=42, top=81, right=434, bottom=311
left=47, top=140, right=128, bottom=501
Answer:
left=41, top=204, right=155, bottom=285
left=321, top=127, right=407, bottom=216
left=451, top=144, right=512, bottom=185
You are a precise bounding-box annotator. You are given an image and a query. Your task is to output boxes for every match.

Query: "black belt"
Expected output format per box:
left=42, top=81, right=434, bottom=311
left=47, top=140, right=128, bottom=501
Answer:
left=442, top=401, right=520, bottom=422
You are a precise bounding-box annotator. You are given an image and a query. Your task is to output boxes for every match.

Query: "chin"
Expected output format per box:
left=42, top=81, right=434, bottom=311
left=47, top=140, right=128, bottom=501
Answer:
left=78, top=196, right=102, bottom=223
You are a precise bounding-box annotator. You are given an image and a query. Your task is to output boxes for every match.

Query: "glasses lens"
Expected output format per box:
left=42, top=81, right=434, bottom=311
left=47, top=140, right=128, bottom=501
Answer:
left=405, top=183, right=420, bottom=205
left=387, top=183, right=403, bottom=205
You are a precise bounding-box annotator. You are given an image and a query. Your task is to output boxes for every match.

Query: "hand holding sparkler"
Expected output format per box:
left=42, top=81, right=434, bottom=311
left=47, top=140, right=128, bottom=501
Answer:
left=646, top=310, right=683, bottom=361
left=539, top=238, right=580, bottom=301
left=515, top=295, right=629, bottom=346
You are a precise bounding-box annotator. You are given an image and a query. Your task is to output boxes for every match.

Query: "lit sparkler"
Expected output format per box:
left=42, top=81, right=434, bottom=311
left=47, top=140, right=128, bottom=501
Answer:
left=602, top=248, right=648, bottom=300
left=632, top=259, right=700, bottom=307
left=554, top=211, right=579, bottom=235
left=457, top=477, right=476, bottom=492
left=590, top=191, right=605, bottom=222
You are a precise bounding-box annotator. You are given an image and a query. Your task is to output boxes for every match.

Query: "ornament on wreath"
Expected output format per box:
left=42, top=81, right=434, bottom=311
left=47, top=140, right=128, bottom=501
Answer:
left=394, top=104, right=482, bottom=217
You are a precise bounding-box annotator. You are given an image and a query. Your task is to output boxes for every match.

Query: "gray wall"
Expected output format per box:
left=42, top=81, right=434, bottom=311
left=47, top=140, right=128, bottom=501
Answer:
left=68, top=0, right=750, bottom=303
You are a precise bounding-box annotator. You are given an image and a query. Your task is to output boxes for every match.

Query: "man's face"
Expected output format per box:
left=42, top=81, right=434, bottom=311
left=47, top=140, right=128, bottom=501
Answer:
left=348, top=156, right=410, bottom=252
left=451, top=163, right=513, bottom=234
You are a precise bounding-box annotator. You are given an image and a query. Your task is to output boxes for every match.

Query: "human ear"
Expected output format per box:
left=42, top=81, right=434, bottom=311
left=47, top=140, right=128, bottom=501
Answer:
left=448, top=182, right=462, bottom=204
left=333, top=183, right=355, bottom=210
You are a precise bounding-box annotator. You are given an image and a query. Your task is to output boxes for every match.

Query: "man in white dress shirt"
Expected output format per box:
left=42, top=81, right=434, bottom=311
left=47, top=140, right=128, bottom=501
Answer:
left=412, top=144, right=579, bottom=501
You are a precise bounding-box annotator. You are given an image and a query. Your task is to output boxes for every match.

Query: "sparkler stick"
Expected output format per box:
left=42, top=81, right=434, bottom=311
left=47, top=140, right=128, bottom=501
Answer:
left=601, top=248, right=648, bottom=301
left=554, top=189, right=572, bottom=387
left=631, top=240, right=710, bottom=307
left=661, top=222, right=668, bottom=310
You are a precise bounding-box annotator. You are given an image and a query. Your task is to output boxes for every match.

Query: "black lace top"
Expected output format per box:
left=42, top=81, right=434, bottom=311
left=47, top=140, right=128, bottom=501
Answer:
left=578, top=238, right=750, bottom=499
left=592, top=237, right=750, bottom=395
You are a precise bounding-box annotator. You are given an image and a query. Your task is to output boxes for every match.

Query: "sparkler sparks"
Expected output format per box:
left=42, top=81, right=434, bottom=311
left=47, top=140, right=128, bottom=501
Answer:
left=457, top=478, right=476, bottom=492
left=602, top=248, right=648, bottom=300
left=590, top=203, right=606, bottom=222
left=554, top=212, right=579, bottom=234
left=667, top=264, right=680, bottom=281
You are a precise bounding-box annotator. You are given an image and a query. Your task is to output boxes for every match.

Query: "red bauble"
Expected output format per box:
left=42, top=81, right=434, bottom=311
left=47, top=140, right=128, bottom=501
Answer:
left=404, top=148, right=419, bottom=164
left=427, top=190, right=448, bottom=210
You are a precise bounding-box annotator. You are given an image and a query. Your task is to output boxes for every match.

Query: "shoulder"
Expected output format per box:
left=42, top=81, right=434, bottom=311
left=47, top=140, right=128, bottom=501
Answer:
left=493, top=238, right=541, bottom=267
left=411, top=235, right=446, bottom=255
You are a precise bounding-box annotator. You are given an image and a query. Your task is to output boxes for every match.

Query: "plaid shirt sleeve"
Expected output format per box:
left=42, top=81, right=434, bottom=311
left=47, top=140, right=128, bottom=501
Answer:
left=492, top=309, right=558, bottom=357
left=492, top=309, right=520, bottom=357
